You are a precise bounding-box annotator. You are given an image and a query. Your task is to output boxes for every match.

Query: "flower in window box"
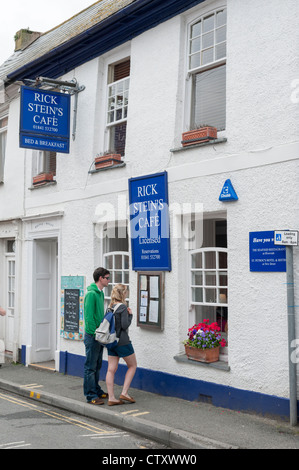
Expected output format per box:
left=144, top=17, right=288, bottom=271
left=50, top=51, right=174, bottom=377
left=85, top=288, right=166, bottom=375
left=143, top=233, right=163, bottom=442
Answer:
left=183, top=319, right=226, bottom=363
left=182, top=126, right=217, bottom=147
left=94, top=152, right=122, bottom=169
left=32, top=172, right=54, bottom=185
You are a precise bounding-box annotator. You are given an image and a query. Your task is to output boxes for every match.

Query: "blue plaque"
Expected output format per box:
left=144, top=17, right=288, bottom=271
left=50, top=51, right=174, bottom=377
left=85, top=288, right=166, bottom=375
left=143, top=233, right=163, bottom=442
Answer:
left=20, top=86, right=71, bottom=153
left=249, top=231, right=286, bottom=272
left=129, top=171, right=171, bottom=271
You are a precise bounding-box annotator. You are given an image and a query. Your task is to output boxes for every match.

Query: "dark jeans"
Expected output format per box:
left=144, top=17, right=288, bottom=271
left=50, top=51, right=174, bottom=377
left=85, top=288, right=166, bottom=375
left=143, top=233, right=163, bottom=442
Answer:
left=83, top=333, right=105, bottom=402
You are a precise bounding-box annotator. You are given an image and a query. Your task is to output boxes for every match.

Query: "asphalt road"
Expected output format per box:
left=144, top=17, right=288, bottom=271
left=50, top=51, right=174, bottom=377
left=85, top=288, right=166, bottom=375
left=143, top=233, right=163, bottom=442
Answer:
left=0, top=390, right=169, bottom=450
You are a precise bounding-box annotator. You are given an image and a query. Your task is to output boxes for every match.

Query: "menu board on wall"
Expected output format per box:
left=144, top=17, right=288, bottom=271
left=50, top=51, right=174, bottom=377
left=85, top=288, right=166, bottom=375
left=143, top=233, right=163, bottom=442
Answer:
left=61, top=276, right=85, bottom=340
left=137, top=272, right=164, bottom=330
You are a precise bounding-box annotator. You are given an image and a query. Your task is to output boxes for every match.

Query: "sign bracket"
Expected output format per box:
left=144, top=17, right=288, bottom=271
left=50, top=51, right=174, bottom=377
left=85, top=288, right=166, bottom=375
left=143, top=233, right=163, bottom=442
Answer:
left=23, top=76, right=85, bottom=141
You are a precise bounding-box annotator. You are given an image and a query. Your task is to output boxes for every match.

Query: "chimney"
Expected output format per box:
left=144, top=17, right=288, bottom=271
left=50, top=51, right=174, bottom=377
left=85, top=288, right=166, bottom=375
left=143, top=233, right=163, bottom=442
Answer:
left=14, top=29, right=41, bottom=51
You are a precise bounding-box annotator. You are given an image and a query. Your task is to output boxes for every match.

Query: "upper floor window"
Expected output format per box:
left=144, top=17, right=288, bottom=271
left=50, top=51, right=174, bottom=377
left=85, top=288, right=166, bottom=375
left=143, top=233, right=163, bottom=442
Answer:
left=188, top=8, right=226, bottom=130
left=0, top=116, right=8, bottom=182
left=106, top=59, right=130, bottom=156
left=33, top=150, right=56, bottom=177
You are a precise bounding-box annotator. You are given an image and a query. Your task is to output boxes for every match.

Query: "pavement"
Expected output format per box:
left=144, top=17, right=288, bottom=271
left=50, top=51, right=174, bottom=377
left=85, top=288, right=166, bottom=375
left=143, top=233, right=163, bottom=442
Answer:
left=0, top=361, right=299, bottom=449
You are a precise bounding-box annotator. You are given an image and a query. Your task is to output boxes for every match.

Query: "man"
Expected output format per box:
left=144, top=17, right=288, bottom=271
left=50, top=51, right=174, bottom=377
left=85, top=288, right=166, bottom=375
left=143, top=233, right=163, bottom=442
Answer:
left=83, top=267, right=110, bottom=405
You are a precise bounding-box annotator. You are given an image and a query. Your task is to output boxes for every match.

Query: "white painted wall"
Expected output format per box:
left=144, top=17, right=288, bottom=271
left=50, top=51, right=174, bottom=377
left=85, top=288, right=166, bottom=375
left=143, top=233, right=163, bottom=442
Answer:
left=0, top=0, right=298, bottom=399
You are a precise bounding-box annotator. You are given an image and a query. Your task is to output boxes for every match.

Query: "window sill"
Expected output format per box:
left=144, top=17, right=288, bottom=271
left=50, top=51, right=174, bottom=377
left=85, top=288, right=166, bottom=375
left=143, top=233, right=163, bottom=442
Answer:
left=29, top=181, right=57, bottom=190
left=170, top=137, right=227, bottom=153
left=174, top=353, right=230, bottom=371
left=89, top=162, right=126, bottom=174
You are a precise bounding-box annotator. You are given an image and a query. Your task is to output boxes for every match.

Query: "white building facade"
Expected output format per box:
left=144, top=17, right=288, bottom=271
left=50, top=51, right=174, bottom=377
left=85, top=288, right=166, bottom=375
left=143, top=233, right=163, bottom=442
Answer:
left=0, top=0, right=298, bottom=419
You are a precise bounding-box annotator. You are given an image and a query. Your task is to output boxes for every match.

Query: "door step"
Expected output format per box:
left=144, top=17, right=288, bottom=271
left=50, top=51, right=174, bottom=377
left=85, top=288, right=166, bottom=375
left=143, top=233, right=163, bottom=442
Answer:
left=29, top=360, right=56, bottom=373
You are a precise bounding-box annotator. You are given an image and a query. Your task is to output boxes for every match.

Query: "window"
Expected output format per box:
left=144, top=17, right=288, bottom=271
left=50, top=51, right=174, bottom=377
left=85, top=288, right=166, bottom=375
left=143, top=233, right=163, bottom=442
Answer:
left=106, top=59, right=130, bottom=156
left=0, top=116, right=8, bottom=182
left=103, top=222, right=129, bottom=304
left=188, top=8, right=226, bottom=130
left=189, top=218, right=228, bottom=335
left=33, top=150, right=56, bottom=177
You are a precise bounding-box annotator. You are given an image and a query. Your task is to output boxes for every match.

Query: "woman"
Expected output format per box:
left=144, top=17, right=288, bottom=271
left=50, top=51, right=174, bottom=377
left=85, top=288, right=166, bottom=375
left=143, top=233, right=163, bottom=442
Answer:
left=106, top=284, right=137, bottom=406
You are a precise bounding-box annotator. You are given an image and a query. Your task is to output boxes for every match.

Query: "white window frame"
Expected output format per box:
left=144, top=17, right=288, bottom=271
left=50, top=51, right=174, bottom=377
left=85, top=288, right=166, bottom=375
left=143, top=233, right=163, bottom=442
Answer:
left=103, top=251, right=130, bottom=302
left=184, top=3, right=227, bottom=132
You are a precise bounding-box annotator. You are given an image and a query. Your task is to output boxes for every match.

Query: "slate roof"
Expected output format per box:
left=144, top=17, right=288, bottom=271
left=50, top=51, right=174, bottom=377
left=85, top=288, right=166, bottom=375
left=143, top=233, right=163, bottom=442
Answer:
left=0, top=0, right=135, bottom=83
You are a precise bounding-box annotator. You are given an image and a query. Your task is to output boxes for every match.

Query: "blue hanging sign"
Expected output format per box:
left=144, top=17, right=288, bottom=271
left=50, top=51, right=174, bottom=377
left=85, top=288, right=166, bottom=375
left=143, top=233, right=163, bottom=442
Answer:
left=20, top=86, right=71, bottom=153
left=219, top=179, right=238, bottom=201
left=249, top=231, right=286, bottom=272
left=128, top=171, right=171, bottom=271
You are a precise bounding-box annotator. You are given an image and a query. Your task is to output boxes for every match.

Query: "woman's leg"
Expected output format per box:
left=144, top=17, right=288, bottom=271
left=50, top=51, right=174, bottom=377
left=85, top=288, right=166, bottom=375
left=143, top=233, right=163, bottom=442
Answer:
left=121, top=353, right=137, bottom=398
left=106, top=355, right=119, bottom=402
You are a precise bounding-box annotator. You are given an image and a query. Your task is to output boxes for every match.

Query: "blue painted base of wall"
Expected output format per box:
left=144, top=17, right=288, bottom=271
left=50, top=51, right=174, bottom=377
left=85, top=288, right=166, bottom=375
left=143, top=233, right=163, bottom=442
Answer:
left=20, top=347, right=296, bottom=420
left=57, top=350, right=296, bottom=421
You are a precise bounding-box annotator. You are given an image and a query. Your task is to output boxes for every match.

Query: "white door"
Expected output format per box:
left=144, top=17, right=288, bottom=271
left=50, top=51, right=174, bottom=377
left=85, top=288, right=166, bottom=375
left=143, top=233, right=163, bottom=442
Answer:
left=5, top=256, right=15, bottom=352
left=31, top=239, right=57, bottom=363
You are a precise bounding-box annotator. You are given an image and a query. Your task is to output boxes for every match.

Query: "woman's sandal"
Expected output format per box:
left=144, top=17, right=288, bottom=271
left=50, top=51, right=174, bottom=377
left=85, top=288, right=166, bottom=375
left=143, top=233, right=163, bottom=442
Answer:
left=108, top=400, right=124, bottom=406
left=119, top=394, right=136, bottom=403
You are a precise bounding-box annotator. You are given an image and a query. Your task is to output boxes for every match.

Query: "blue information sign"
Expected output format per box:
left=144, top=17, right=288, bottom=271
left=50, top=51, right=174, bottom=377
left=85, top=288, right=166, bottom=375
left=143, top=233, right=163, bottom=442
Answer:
left=20, top=86, right=71, bottom=153
left=129, top=171, right=171, bottom=271
left=249, top=231, right=286, bottom=272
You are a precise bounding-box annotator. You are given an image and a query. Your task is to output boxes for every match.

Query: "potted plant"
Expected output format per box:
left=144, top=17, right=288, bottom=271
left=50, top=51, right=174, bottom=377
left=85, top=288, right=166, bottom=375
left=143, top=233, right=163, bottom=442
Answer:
left=183, top=319, right=226, bottom=363
left=32, top=172, right=54, bottom=185
left=182, top=125, right=217, bottom=147
left=94, top=151, right=122, bottom=170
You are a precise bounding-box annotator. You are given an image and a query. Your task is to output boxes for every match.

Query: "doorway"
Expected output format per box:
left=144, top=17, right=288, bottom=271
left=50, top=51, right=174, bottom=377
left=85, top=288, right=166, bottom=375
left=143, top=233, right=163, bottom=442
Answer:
left=31, top=239, right=57, bottom=364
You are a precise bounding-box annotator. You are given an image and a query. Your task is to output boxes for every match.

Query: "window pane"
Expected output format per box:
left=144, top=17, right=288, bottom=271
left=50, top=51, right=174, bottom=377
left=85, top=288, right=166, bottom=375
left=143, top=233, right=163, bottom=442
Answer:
left=215, top=43, right=226, bottom=60
left=106, top=255, right=113, bottom=269
left=115, top=254, right=122, bottom=269
left=205, top=252, right=216, bottom=269
left=216, top=9, right=227, bottom=27
left=190, top=52, right=201, bottom=69
left=192, top=271, right=203, bottom=285
left=190, top=37, right=201, bottom=54
left=202, top=31, right=214, bottom=49
left=219, top=271, right=228, bottom=287
left=205, top=272, right=216, bottom=286
left=192, top=65, right=226, bottom=130
left=115, top=271, right=123, bottom=283
left=203, top=14, right=214, bottom=33
left=219, top=251, right=227, bottom=269
left=206, top=288, right=216, bottom=303
left=192, top=252, right=202, bottom=268
left=202, top=48, right=214, bottom=65
left=192, top=287, right=203, bottom=302
left=216, top=26, right=226, bottom=44
left=191, top=21, right=201, bottom=38
left=124, top=271, right=129, bottom=284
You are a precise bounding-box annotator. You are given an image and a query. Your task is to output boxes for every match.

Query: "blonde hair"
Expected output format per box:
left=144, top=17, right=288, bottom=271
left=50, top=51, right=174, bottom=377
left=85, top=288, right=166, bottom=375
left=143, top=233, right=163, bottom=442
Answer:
left=109, top=284, right=127, bottom=307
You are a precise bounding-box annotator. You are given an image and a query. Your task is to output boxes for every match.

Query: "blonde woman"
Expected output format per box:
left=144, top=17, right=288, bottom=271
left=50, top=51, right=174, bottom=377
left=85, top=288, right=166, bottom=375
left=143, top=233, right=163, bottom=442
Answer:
left=106, top=284, right=137, bottom=406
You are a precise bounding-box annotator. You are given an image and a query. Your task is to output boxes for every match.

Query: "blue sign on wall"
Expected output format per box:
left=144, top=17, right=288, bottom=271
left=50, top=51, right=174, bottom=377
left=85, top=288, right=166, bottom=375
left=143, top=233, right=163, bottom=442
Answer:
left=20, top=86, right=71, bottom=153
left=219, top=179, right=238, bottom=201
left=249, top=231, right=286, bottom=272
left=129, top=171, right=171, bottom=271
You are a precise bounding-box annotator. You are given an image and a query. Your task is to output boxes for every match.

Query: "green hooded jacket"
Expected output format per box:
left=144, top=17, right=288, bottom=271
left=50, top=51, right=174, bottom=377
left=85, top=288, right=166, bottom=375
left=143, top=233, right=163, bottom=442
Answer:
left=83, top=283, right=104, bottom=336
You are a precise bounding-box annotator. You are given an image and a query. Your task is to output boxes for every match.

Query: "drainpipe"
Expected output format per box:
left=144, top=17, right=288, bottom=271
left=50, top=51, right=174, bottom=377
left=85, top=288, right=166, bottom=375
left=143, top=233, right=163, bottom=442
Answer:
left=286, top=246, right=297, bottom=426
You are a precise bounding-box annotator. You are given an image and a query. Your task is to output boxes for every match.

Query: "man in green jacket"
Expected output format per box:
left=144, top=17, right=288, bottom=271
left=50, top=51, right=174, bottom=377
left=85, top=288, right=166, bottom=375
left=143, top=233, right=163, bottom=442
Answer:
left=83, top=267, right=110, bottom=404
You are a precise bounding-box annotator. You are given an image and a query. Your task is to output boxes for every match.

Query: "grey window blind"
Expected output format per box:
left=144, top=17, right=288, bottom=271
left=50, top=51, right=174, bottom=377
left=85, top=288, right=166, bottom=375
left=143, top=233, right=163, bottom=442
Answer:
left=192, top=64, right=226, bottom=131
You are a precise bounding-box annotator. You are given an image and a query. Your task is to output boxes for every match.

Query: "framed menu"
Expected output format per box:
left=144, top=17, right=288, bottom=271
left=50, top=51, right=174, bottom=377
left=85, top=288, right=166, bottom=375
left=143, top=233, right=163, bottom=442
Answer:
left=137, top=272, right=164, bottom=330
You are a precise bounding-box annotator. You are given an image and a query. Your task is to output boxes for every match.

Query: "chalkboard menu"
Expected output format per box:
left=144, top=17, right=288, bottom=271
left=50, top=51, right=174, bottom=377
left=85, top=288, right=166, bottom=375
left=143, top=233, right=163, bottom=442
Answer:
left=61, top=276, right=85, bottom=341
left=64, top=289, right=80, bottom=332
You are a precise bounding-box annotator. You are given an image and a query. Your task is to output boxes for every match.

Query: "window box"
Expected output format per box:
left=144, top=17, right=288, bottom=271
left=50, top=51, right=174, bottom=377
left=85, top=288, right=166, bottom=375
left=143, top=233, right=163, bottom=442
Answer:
left=95, top=153, right=122, bottom=170
left=182, top=126, right=217, bottom=147
left=32, top=172, right=54, bottom=185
